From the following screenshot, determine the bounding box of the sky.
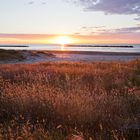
[0,0,140,44]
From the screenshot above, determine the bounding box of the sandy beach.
[0,49,140,64]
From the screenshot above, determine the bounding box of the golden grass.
[0,60,140,139]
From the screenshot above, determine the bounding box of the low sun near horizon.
[0,0,140,44]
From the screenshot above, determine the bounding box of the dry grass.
[0,60,140,139]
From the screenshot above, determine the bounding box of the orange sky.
[0,0,140,45]
[0,34,139,45]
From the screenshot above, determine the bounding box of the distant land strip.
[0,45,28,47]
[66,45,134,48]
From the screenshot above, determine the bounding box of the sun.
[54,36,74,45]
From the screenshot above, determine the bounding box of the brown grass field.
[0,60,140,140]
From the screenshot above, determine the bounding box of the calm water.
[0,44,140,53]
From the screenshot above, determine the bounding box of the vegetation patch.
[0,60,140,139]
[0,49,25,61]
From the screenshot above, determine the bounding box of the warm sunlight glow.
[54,36,74,45]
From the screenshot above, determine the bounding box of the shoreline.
[44,50,140,56]
[2,49,140,56]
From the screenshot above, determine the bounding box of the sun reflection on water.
[61,44,65,51]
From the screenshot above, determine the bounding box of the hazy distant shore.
[0,45,134,48]
[0,45,28,47]
[66,45,134,48]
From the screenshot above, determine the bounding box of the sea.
[0,44,140,53]
[1,44,140,63]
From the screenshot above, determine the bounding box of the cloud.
[101,26,140,35]
[69,0,140,19]
[28,1,35,5]
[41,2,46,5]
[134,17,140,20]
[115,26,140,33]
[81,26,105,29]
[74,32,81,35]
[27,0,47,5]
[78,25,140,36]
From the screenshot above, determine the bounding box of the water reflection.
[0,44,140,53]
[61,45,65,51]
